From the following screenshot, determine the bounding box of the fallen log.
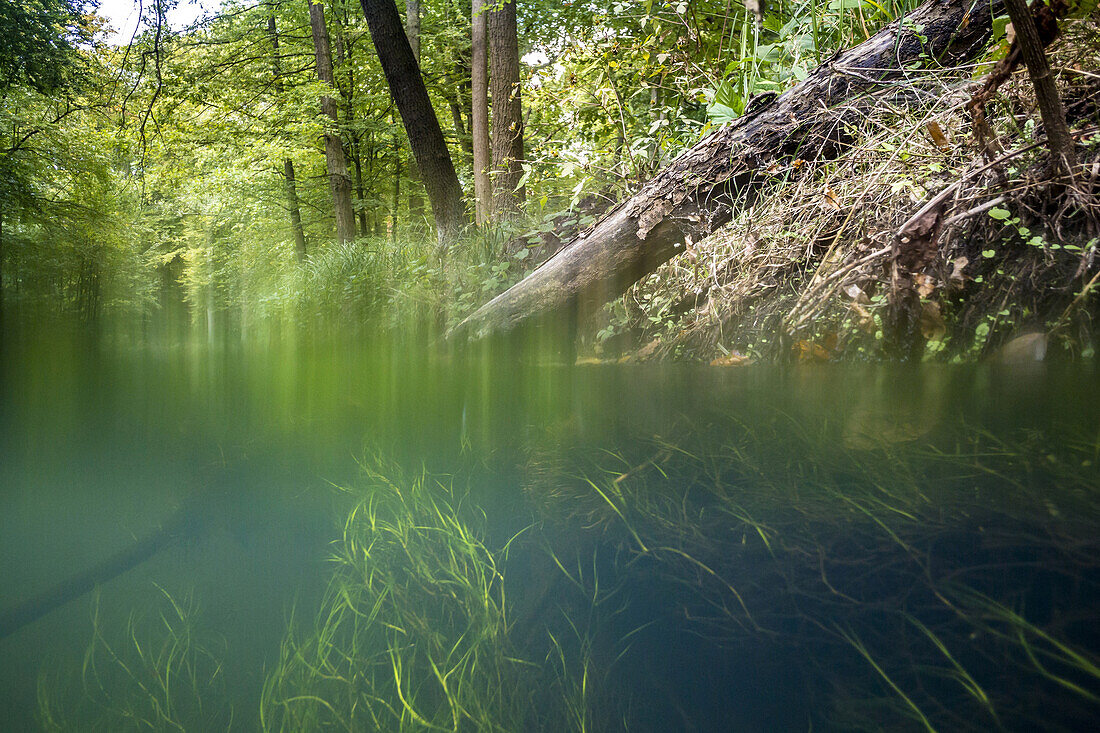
[450,0,1007,342]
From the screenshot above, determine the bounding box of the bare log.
[451,0,1006,342]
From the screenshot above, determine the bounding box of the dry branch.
[451,0,1008,342]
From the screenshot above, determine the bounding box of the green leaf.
[988,207,1010,220]
[707,102,740,125]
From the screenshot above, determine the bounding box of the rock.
[992,332,1047,364]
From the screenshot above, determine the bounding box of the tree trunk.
[451,0,1008,342]
[284,159,308,260]
[1003,0,1076,173]
[350,135,369,237]
[488,0,524,219]
[331,19,370,238]
[447,89,472,154]
[472,0,492,226]
[392,119,402,242]
[359,0,466,245]
[404,0,425,230]
[267,11,309,259]
[308,0,357,245]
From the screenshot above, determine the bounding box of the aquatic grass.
[947,586,1100,705]
[835,624,938,733]
[37,587,232,732]
[904,615,1000,725]
[260,458,599,732]
[518,411,1100,728]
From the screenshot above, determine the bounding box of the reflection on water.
[1,333,1097,730]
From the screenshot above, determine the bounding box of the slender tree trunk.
[404,0,425,229]
[283,160,308,260]
[472,0,492,226]
[308,0,357,245]
[647,82,666,175]
[267,11,309,259]
[359,0,466,245]
[1003,0,1076,173]
[488,0,524,219]
[447,88,473,157]
[368,135,384,237]
[392,121,402,242]
[332,19,370,237]
[351,136,369,236]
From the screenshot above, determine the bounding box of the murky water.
[1,332,1097,730]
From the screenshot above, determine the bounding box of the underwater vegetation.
[39,415,1100,731]
[260,459,597,732]
[38,588,233,731]
[517,414,1100,730]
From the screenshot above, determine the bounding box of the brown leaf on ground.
[926,120,950,152]
[794,340,831,362]
[949,256,969,285]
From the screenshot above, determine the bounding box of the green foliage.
[0,0,93,93]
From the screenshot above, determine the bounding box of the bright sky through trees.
[97,0,222,45]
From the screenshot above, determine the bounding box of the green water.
[1,332,1098,730]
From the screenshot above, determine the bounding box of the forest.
[3,1,1100,731]
[1,0,1095,360]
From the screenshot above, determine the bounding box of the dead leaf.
[794,340,831,362]
[824,187,841,210]
[915,273,937,298]
[926,121,950,152]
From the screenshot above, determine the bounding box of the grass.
[259,458,598,732]
[37,587,232,732]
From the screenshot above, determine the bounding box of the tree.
[1002,0,1076,174]
[358,0,466,245]
[1,0,95,335]
[488,0,524,219]
[471,0,492,226]
[308,0,357,245]
[0,0,91,93]
[267,10,309,260]
[404,0,425,229]
[330,8,371,238]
